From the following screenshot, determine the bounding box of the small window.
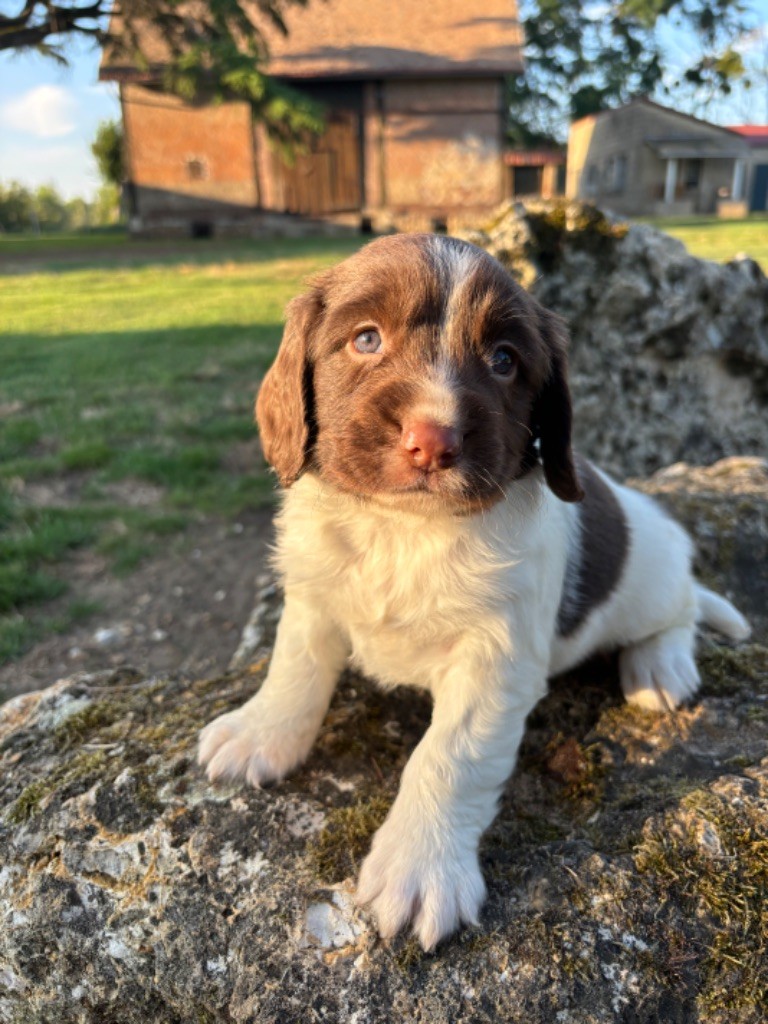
[584,164,599,194]
[605,154,627,194]
[186,158,207,181]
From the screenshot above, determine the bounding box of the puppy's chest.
[282,508,513,687]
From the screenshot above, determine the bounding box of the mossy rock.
[1,610,767,1024]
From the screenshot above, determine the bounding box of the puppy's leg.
[198,593,348,787]
[356,656,547,951]
[619,622,700,712]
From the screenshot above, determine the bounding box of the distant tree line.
[0,120,124,235]
[0,182,120,234]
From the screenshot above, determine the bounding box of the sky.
[0,36,119,200]
[0,3,767,201]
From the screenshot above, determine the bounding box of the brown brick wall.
[122,78,507,232]
[122,84,258,213]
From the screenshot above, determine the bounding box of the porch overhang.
[645,138,748,161]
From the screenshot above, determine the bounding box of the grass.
[0,234,365,664]
[640,214,768,268]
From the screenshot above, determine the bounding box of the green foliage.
[91,120,124,186]
[0,181,119,233]
[509,0,750,145]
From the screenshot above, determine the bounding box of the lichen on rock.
[1,460,766,1022]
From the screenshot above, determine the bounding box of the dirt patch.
[99,479,167,507]
[0,508,275,702]
[9,475,89,509]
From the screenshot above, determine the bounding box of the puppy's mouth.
[377,461,505,510]
[400,469,457,492]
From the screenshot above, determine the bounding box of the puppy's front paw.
[198,707,307,787]
[356,813,486,951]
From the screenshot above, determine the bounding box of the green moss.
[391,936,427,973]
[525,201,629,270]
[635,787,768,1016]
[307,795,391,883]
[698,643,768,697]
[7,779,50,824]
[7,750,107,823]
[54,701,119,749]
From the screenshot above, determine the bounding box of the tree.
[33,184,68,229]
[91,119,123,186]
[508,0,752,146]
[0,1,324,146]
[0,181,35,232]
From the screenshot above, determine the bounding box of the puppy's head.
[256,234,583,511]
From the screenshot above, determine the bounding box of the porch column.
[664,158,678,204]
[732,159,746,201]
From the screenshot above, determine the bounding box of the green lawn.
[0,235,364,662]
[640,215,768,269]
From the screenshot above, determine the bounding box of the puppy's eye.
[490,344,517,377]
[352,329,382,355]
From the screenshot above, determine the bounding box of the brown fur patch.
[557,456,630,636]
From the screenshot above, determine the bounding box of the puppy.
[198,233,750,950]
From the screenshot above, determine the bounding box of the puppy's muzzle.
[401,420,462,472]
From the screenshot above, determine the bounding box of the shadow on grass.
[0,233,365,275]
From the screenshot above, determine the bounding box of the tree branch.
[0,1,106,51]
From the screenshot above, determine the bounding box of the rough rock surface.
[1,458,767,1023]
[465,202,768,478]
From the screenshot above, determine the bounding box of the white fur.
[199,465,749,949]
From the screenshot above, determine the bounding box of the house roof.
[728,125,768,147]
[570,96,742,140]
[100,0,523,82]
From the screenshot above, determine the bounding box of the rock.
[465,201,768,478]
[1,461,767,1023]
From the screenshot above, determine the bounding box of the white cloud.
[0,84,78,138]
[0,142,97,200]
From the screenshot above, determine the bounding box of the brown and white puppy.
[199,234,750,950]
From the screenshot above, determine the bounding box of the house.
[727,126,768,213]
[99,0,524,236]
[566,97,766,217]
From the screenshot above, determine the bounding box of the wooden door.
[273,110,362,216]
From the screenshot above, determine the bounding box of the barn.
[99,0,524,236]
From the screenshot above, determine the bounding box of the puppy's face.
[257,234,583,512]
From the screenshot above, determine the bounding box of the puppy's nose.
[401,420,462,471]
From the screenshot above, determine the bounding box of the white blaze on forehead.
[428,234,481,284]
[427,235,485,332]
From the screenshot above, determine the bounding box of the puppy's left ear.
[533,309,584,503]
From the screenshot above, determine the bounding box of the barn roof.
[100,0,523,82]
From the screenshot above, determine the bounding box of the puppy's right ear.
[256,286,325,487]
